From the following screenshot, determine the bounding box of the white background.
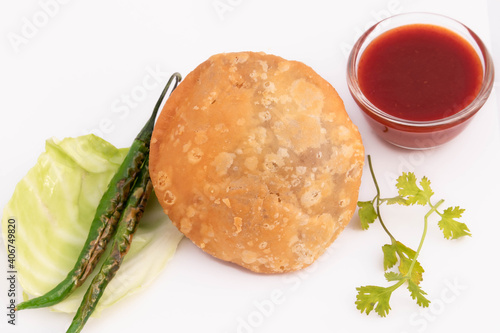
[1,0,499,332]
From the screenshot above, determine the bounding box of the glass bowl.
[346,12,494,149]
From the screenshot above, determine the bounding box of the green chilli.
[66,156,153,333]
[16,73,182,311]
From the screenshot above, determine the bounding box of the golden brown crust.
[150,52,364,273]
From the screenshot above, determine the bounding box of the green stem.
[428,200,445,217]
[137,72,181,142]
[390,277,408,291]
[407,199,444,276]
[367,155,396,241]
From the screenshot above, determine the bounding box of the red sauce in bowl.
[358,24,483,122]
[347,13,494,150]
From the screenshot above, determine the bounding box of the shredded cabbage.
[1,134,183,314]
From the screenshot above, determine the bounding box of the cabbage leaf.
[1,134,183,314]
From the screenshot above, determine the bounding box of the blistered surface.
[150,52,364,273]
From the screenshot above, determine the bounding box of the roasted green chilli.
[67,156,153,333]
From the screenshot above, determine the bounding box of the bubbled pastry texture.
[150,52,364,273]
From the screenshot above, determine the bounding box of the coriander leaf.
[383,241,424,285]
[396,172,420,201]
[438,206,471,239]
[396,172,431,206]
[355,285,393,317]
[384,271,404,282]
[419,176,434,201]
[382,243,398,271]
[355,156,470,318]
[407,280,430,308]
[394,241,424,285]
[357,201,378,230]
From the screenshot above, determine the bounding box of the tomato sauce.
[358,24,483,122]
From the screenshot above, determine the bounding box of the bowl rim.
[346,11,495,128]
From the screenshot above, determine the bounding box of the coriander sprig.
[355,155,471,317]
